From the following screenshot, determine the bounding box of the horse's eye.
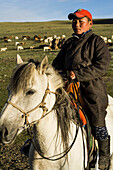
[26,89,35,95]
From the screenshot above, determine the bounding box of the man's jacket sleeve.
[75,37,111,82]
[52,44,66,71]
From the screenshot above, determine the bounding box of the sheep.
[39,38,44,43]
[43,46,52,51]
[108,39,112,43]
[15,42,26,46]
[15,42,20,46]
[62,35,66,39]
[54,35,57,38]
[22,36,30,40]
[4,39,12,42]
[30,46,35,49]
[9,36,13,39]
[34,35,42,41]
[44,39,48,43]
[34,37,38,41]
[47,37,53,42]
[100,36,107,43]
[1,47,7,51]
[17,46,24,51]
[15,36,19,40]
[51,38,60,50]
[20,42,26,45]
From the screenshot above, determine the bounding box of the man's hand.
[70,71,76,79]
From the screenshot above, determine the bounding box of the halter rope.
[7,85,81,162]
[7,85,56,126]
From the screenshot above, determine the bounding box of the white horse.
[0,55,113,170]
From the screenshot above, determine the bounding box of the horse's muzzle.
[0,125,17,144]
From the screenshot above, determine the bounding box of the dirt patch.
[104,76,113,82]
[0,141,30,170]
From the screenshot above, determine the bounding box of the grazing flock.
[0,34,66,52]
[1,34,113,52]
[100,35,113,46]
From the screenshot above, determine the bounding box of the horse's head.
[0,55,63,144]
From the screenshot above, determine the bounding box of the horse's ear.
[39,56,48,74]
[16,54,23,64]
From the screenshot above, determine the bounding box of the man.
[52,9,111,170]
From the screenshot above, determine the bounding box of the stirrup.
[21,139,31,156]
[89,139,98,168]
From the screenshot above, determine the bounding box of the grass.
[0,20,113,165]
[0,20,113,112]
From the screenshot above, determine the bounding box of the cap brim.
[68,13,83,20]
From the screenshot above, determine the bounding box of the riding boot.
[98,136,110,170]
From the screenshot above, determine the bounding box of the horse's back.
[106,94,113,154]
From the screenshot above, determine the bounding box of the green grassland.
[0,20,113,169]
[0,20,113,111]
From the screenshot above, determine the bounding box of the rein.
[28,124,79,161]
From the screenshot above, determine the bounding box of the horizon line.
[0,18,113,23]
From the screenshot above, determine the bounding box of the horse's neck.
[33,86,58,149]
[33,110,58,153]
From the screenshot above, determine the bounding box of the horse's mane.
[54,88,79,152]
[45,63,79,152]
[8,59,79,153]
[8,60,40,93]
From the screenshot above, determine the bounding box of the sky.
[0,0,113,22]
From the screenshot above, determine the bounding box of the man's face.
[72,17,93,34]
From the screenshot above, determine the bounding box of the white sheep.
[17,46,24,51]
[1,47,7,51]
[108,39,112,43]
[15,36,19,40]
[43,46,52,51]
[15,42,20,46]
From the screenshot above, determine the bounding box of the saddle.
[66,81,87,126]
[66,81,98,168]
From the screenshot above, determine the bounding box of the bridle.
[7,85,56,127]
[7,85,80,162]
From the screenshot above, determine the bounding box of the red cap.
[68,9,92,21]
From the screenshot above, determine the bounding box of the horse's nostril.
[3,127,8,138]
[0,131,2,141]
